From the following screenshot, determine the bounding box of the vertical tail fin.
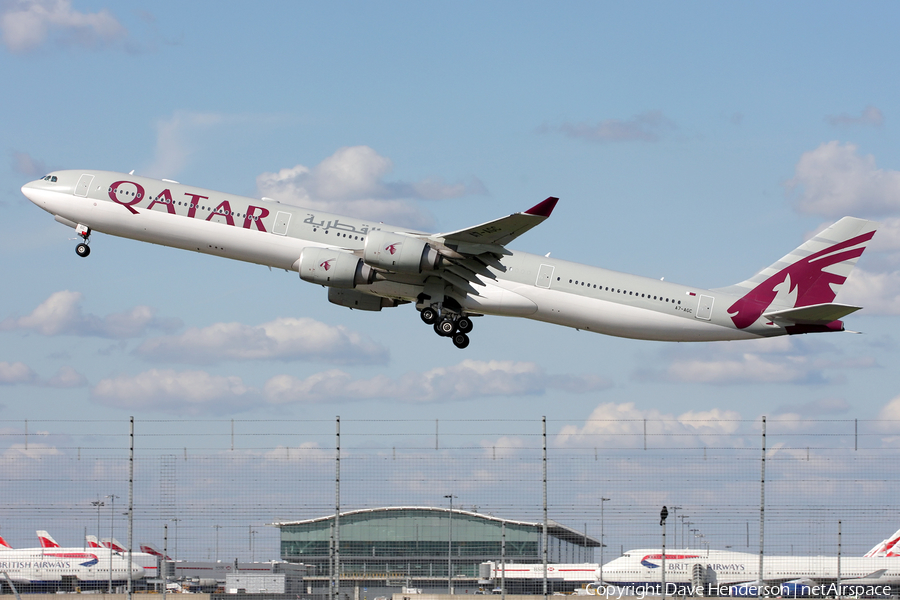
[0,535,12,550]
[86,535,102,548]
[864,527,900,557]
[102,537,126,552]
[714,217,878,329]
[37,530,60,548]
[140,543,171,559]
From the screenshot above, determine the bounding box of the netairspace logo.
[582,583,893,599]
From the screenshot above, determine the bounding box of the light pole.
[669,507,682,548]
[249,527,258,562]
[214,525,222,562]
[678,516,689,549]
[660,507,668,600]
[170,518,180,564]
[106,494,119,593]
[600,498,610,586]
[91,499,104,542]
[444,494,456,594]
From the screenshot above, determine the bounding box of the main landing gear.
[419,305,474,349]
[74,224,91,258]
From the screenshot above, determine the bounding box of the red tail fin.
[37,530,60,548]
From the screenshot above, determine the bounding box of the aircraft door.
[695,295,714,320]
[75,174,94,197]
[273,211,291,236]
[536,264,554,288]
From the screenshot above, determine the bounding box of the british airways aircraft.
[0,534,142,590]
[22,170,878,349]
[600,546,900,596]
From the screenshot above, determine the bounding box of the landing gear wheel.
[436,318,456,337]
[420,306,438,325]
[456,317,473,334]
[75,243,91,257]
[452,333,470,349]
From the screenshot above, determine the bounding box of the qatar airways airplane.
[22,170,878,349]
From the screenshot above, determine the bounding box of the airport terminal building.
[274,507,600,592]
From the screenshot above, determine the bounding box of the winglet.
[524,197,559,217]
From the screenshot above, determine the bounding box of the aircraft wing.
[844,568,887,581]
[763,303,862,325]
[431,197,558,253]
[411,197,558,298]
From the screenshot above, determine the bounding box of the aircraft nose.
[21,179,42,204]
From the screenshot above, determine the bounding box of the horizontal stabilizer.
[763,303,862,325]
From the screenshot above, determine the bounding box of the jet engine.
[298,247,375,289]
[363,230,442,273]
[328,288,400,311]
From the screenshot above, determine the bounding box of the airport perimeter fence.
[1,416,899,588]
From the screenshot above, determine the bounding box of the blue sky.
[2,2,900,434]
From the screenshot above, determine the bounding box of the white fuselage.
[0,547,143,584]
[22,170,791,342]
[601,548,900,588]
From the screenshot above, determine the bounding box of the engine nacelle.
[298,247,374,289]
[328,288,396,311]
[363,230,442,273]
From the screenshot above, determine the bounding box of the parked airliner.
[601,545,900,595]
[0,539,142,589]
[22,171,878,348]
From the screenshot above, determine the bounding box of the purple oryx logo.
[726,231,875,329]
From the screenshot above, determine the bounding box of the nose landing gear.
[74,224,92,257]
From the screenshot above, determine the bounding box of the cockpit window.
[41,175,58,182]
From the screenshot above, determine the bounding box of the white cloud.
[556,402,742,448]
[0,290,181,338]
[787,141,900,217]
[90,361,603,414]
[838,268,900,315]
[144,111,226,179]
[661,353,817,384]
[92,369,257,415]
[825,105,885,128]
[256,146,485,229]
[0,361,38,384]
[556,110,675,143]
[878,396,900,420]
[11,151,49,177]
[2,443,62,459]
[46,365,87,388]
[262,442,331,462]
[634,335,876,385]
[774,397,851,418]
[0,0,126,53]
[264,359,609,404]
[875,396,900,438]
[868,217,900,252]
[134,317,388,366]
